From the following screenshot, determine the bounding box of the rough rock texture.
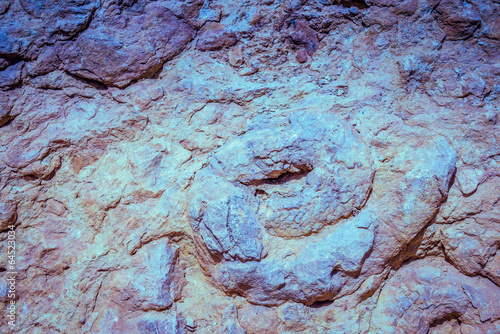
[0,0,499,333]
[61,2,196,87]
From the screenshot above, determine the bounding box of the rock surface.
[0,0,499,333]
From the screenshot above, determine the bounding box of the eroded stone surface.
[0,0,499,333]
[370,257,500,333]
[190,111,374,239]
[188,112,457,306]
[61,2,196,87]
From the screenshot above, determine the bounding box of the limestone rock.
[238,305,280,334]
[0,61,23,90]
[0,0,499,333]
[0,0,96,59]
[287,19,320,55]
[0,201,16,231]
[433,0,482,40]
[456,166,483,195]
[196,22,238,51]
[198,111,374,237]
[61,2,195,87]
[138,314,187,334]
[114,241,184,312]
[370,257,500,333]
[189,111,457,306]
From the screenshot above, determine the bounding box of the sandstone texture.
[0,0,499,333]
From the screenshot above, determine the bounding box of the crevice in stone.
[1,79,24,91]
[0,116,15,128]
[64,71,108,90]
[22,174,39,182]
[339,0,369,9]
[428,312,462,329]
[310,299,334,308]
[42,167,59,181]
[388,210,441,271]
[245,168,312,188]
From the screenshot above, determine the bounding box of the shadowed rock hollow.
[0,0,499,333]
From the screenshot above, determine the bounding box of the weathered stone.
[200,111,374,238]
[0,61,23,90]
[238,305,280,334]
[189,111,457,306]
[138,313,186,334]
[0,1,10,15]
[433,0,482,40]
[196,22,238,51]
[0,0,96,59]
[216,304,246,334]
[217,217,375,305]
[61,3,195,87]
[370,258,500,333]
[122,241,184,311]
[362,6,398,28]
[0,201,16,231]
[228,45,245,67]
[189,173,264,262]
[0,0,499,333]
[456,166,483,195]
[296,48,308,63]
[288,19,320,55]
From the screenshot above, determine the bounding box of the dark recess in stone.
[246,169,312,187]
[0,116,14,128]
[340,0,368,9]
[310,299,334,308]
[65,71,108,91]
[429,313,462,328]
[261,170,310,186]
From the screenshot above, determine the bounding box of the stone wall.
[0,0,499,333]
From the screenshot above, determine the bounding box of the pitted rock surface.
[189,112,457,305]
[190,110,374,242]
[61,2,196,87]
[1,0,500,332]
[370,257,500,333]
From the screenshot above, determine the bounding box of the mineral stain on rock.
[0,0,499,333]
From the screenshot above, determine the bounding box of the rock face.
[0,0,499,333]
[61,2,196,87]
[371,257,500,333]
[199,131,457,306]
[189,111,374,240]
